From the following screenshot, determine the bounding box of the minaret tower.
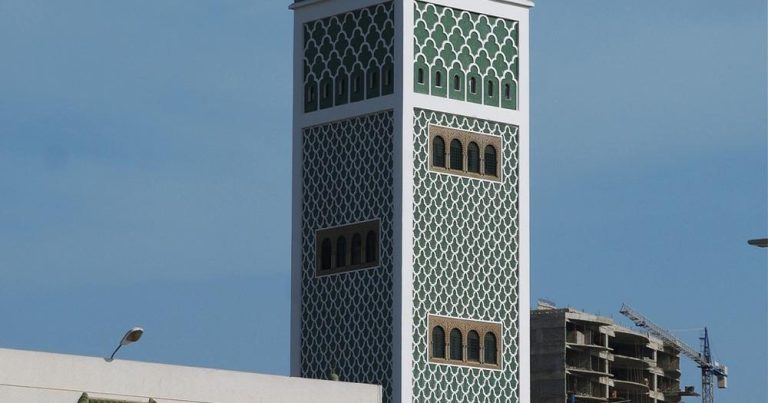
[290,1,532,402]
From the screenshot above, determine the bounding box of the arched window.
[435,71,442,87]
[365,230,377,263]
[370,70,378,89]
[450,328,463,360]
[338,78,346,96]
[454,75,460,90]
[467,142,480,173]
[353,76,361,94]
[504,83,511,100]
[469,77,477,94]
[432,136,445,168]
[383,67,391,87]
[351,233,362,265]
[307,84,315,103]
[467,330,480,362]
[417,68,424,84]
[321,239,332,271]
[484,145,497,177]
[450,139,463,170]
[432,326,446,359]
[484,332,498,364]
[336,236,347,268]
[487,80,494,96]
[323,82,330,99]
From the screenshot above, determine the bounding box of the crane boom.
[619,304,704,365]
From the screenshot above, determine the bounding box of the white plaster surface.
[0,348,381,403]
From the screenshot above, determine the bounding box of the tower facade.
[290,1,532,402]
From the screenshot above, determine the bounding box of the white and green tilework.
[412,109,520,402]
[303,2,394,113]
[414,2,519,109]
[300,111,394,401]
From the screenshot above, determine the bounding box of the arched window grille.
[338,78,346,96]
[484,332,498,364]
[467,330,480,362]
[487,80,494,96]
[504,83,511,100]
[435,71,442,87]
[336,236,347,268]
[350,233,362,265]
[469,77,477,94]
[417,68,424,84]
[454,75,460,90]
[450,328,463,360]
[467,142,480,173]
[370,70,378,89]
[322,82,330,99]
[321,239,332,271]
[484,145,497,177]
[450,139,463,170]
[432,326,446,359]
[432,136,445,168]
[365,230,377,263]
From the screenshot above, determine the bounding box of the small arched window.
[432,326,446,359]
[370,70,378,89]
[453,75,460,90]
[467,330,480,362]
[350,233,362,265]
[484,145,497,177]
[432,136,445,168]
[487,80,494,96]
[469,77,477,94]
[450,328,463,360]
[484,332,498,365]
[338,78,346,96]
[435,71,442,87]
[336,236,347,268]
[321,239,332,271]
[365,230,377,263]
[504,83,511,100]
[307,84,315,103]
[383,67,391,87]
[353,76,361,94]
[323,82,330,99]
[467,142,480,173]
[417,68,424,84]
[450,139,463,171]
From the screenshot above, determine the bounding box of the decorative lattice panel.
[412,109,520,402]
[303,2,394,113]
[414,2,519,110]
[301,111,394,401]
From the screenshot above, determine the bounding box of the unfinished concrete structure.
[531,304,689,403]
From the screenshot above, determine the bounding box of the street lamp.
[106,327,144,362]
[747,238,768,248]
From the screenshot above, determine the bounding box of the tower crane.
[619,304,728,403]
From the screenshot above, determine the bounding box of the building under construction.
[531,302,696,403]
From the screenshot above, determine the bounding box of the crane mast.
[619,304,727,403]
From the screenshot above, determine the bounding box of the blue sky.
[0,1,765,401]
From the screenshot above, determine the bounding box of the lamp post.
[747,238,768,248]
[106,327,144,362]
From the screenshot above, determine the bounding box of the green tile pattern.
[412,109,520,402]
[414,2,519,110]
[301,112,394,402]
[303,2,394,113]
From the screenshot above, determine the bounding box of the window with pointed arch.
[428,125,502,182]
[427,315,502,369]
[315,220,380,276]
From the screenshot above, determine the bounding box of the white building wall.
[0,348,381,403]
